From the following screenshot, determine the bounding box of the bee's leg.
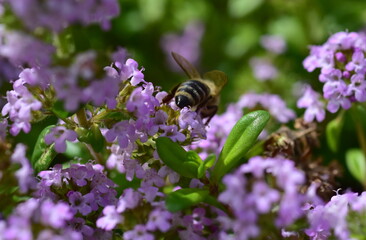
[162,85,179,104]
[203,105,218,125]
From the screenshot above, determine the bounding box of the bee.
[163,52,228,124]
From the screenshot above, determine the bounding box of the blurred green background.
[88,0,366,111]
[2,0,366,191]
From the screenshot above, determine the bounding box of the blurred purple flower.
[0,26,55,67]
[260,35,287,54]
[237,93,296,123]
[1,198,81,240]
[297,85,325,122]
[2,81,42,135]
[161,21,205,72]
[160,124,186,142]
[8,0,119,32]
[250,57,278,81]
[123,224,154,240]
[182,208,213,232]
[44,126,78,153]
[218,156,313,238]
[146,208,172,232]
[96,205,123,230]
[10,144,37,193]
[117,188,142,212]
[40,200,74,228]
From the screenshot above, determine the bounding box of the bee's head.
[175,95,191,108]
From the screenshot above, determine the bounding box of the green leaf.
[346,149,366,186]
[197,154,216,178]
[203,154,216,168]
[228,0,264,18]
[31,125,57,172]
[76,124,105,152]
[326,114,344,152]
[165,188,209,212]
[212,110,270,182]
[156,137,201,178]
[203,195,226,211]
[64,141,92,162]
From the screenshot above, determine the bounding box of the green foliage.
[212,110,270,182]
[326,113,344,152]
[165,188,209,212]
[346,149,366,187]
[31,125,57,173]
[156,137,202,178]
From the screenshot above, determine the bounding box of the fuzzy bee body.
[175,80,210,109]
[164,52,228,124]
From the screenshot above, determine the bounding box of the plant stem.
[76,108,89,128]
[76,108,104,164]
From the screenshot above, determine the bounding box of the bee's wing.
[171,52,201,79]
[203,70,228,92]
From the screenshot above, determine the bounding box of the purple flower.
[306,193,353,240]
[68,163,95,187]
[219,156,310,238]
[117,188,142,212]
[250,181,280,213]
[160,125,186,142]
[44,126,78,153]
[18,67,51,89]
[8,0,119,32]
[260,35,287,54]
[0,27,55,67]
[161,21,204,72]
[303,31,366,115]
[250,57,278,81]
[297,85,326,122]
[10,144,37,193]
[182,208,212,232]
[126,83,159,117]
[1,198,81,240]
[67,191,94,216]
[345,48,366,74]
[40,200,73,228]
[146,208,172,232]
[2,81,42,135]
[237,93,296,123]
[347,73,366,102]
[123,225,154,240]
[96,205,123,230]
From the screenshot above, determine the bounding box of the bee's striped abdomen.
[175,80,210,108]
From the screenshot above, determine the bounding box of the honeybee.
[163,52,228,124]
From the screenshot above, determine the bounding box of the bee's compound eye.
[175,95,191,108]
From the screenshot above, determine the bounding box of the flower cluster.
[0,25,55,67]
[302,31,366,116]
[218,156,319,239]
[6,0,120,32]
[0,198,82,240]
[305,191,366,240]
[36,163,118,238]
